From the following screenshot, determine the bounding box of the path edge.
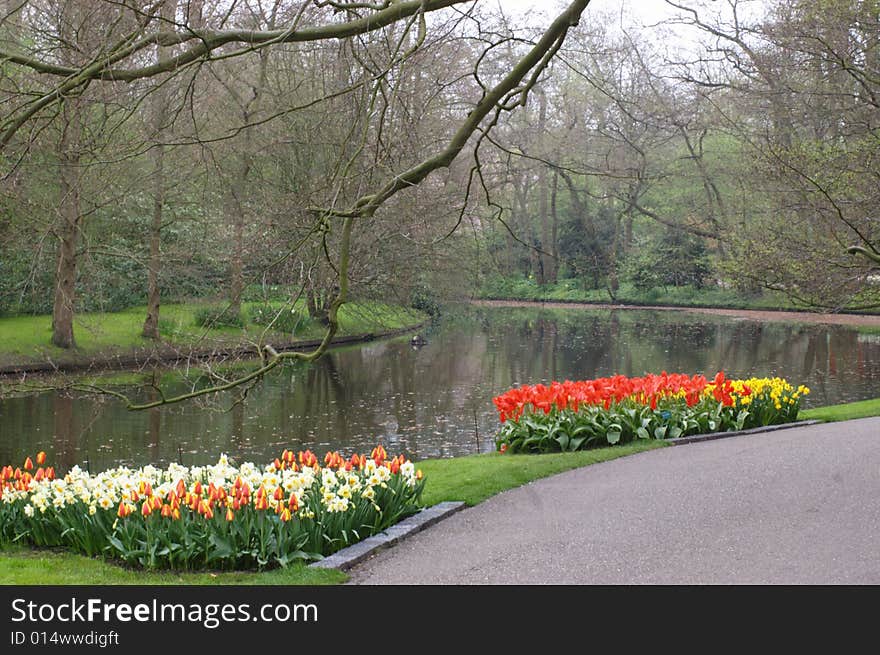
[668,419,821,445]
[309,501,466,571]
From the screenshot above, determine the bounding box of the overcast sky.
[496,0,684,27]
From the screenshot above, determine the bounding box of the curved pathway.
[348,418,880,584]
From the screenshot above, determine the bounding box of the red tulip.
[36,452,46,466]
[23,457,33,471]
[141,502,153,517]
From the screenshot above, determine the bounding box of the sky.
[496,0,686,27]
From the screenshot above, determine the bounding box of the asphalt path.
[348,418,880,584]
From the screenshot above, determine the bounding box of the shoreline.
[472,298,880,328]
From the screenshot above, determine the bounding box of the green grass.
[0,301,426,367]
[800,398,880,423]
[0,545,345,585]
[416,441,668,507]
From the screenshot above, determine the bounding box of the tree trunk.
[142,144,164,338]
[142,0,174,339]
[52,103,80,349]
[536,90,553,285]
[549,168,559,282]
[222,154,250,317]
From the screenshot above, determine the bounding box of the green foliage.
[622,229,713,292]
[193,305,246,329]
[476,274,806,311]
[410,284,442,317]
[249,303,309,335]
[495,391,804,455]
[242,284,293,303]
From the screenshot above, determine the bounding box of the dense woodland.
[1,0,879,351]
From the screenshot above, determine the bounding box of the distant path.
[473,298,880,328]
[348,418,880,584]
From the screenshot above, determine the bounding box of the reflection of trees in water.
[52,395,76,471]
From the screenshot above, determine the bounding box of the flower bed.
[493,372,809,454]
[0,446,424,571]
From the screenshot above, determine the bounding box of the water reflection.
[2,307,879,470]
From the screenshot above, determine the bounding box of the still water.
[2,306,879,471]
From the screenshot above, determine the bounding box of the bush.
[193,305,246,329]
[411,284,442,317]
[249,303,308,335]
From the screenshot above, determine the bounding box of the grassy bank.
[478,276,880,315]
[0,301,426,368]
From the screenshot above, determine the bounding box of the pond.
[2,305,879,471]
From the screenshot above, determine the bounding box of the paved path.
[348,418,880,584]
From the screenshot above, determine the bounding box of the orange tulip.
[280,508,292,522]
[117,501,133,518]
[175,479,186,498]
[288,495,299,511]
[34,468,44,482]
[36,452,46,466]
[45,467,55,480]
[161,504,173,518]
[225,508,234,522]
[13,467,21,480]
[172,508,181,520]
[193,481,202,496]
[273,486,283,501]
[23,457,33,471]
[371,446,387,465]
[273,458,282,471]
[416,470,423,480]
[254,495,269,511]
[141,502,153,517]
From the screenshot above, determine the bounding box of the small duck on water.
[411,334,427,348]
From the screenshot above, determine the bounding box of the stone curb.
[309,501,466,571]
[668,419,822,446]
